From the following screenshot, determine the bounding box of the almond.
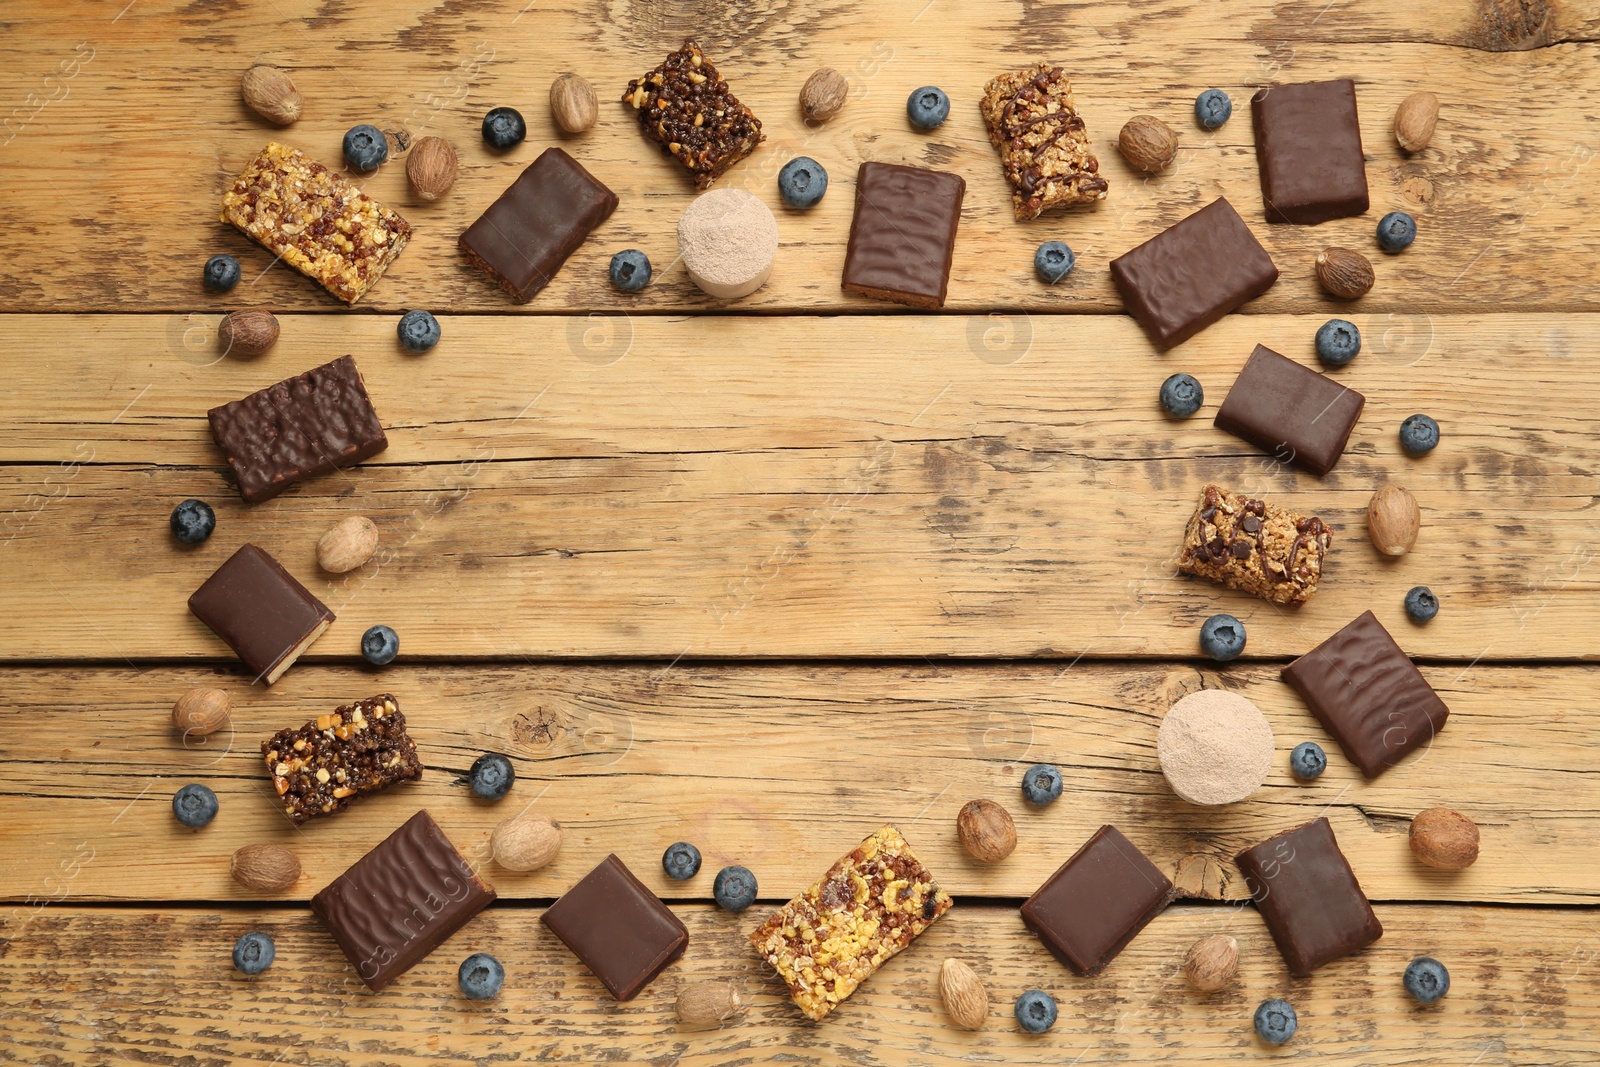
[1182,934,1239,991]
[800,67,848,123]
[1410,807,1479,869]
[240,65,302,126]
[230,843,302,892]
[550,73,598,134]
[316,515,379,573]
[1315,246,1375,299]
[218,309,279,358]
[405,135,457,201]
[1394,91,1440,153]
[172,687,231,737]
[490,810,562,871]
[1368,484,1421,556]
[956,798,1017,863]
[1118,115,1179,172]
[938,957,988,1028]
[675,980,746,1030]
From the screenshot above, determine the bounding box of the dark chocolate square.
[187,543,333,684]
[841,162,965,310]
[1020,825,1174,976]
[1281,610,1450,777]
[1235,818,1383,975]
[1214,344,1365,476]
[1251,79,1369,225]
[541,854,688,1000]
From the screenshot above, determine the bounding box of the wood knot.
[1172,853,1231,900]
[1400,176,1435,205]
[510,706,561,748]
[1469,0,1554,51]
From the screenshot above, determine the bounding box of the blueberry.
[609,249,653,292]
[1399,413,1440,455]
[170,499,216,545]
[458,952,505,1000]
[906,86,950,129]
[1253,998,1298,1045]
[1315,318,1362,366]
[1014,989,1058,1034]
[361,624,399,666]
[1194,89,1233,130]
[713,865,758,911]
[203,254,242,292]
[778,156,829,209]
[1403,956,1450,1005]
[1020,763,1063,806]
[466,752,515,799]
[1199,613,1246,662]
[1033,240,1076,284]
[397,310,441,353]
[1405,585,1439,623]
[232,931,275,975]
[342,124,388,172]
[662,841,702,880]
[1159,373,1204,418]
[1377,211,1417,253]
[482,107,526,150]
[1290,741,1327,780]
[173,783,218,829]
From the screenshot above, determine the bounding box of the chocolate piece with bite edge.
[622,39,764,190]
[1281,610,1450,777]
[261,694,422,824]
[1251,79,1369,225]
[842,162,965,309]
[312,810,496,991]
[1235,817,1382,975]
[188,544,333,685]
[1110,198,1278,349]
[1177,484,1332,605]
[978,63,1108,220]
[541,854,688,1001]
[208,355,388,505]
[1215,344,1365,476]
[1021,824,1176,976]
[459,147,619,303]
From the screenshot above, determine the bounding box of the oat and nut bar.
[261,694,422,824]
[750,825,952,1021]
[622,39,763,190]
[979,63,1108,221]
[1177,484,1332,605]
[220,141,411,303]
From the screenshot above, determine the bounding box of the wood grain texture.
[0,1,1597,313]
[1,904,1596,1065]
[1,663,1594,904]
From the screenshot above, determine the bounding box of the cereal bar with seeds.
[979,63,1108,221]
[220,142,411,304]
[261,694,422,824]
[1177,484,1332,605]
[621,39,763,190]
[750,825,952,1021]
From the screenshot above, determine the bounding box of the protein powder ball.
[1157,689,1275,805]
[677,188,780,300]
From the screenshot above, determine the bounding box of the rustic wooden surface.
[2,0,1597,1061]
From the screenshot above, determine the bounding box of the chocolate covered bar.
[751,825,951,1020]
[1177,484,1332,605]
[188,544,332,684]
[841,162,965,309]
[541,854,688,1001]
[622,39,763,190]
[261,694,422,824]
[1021,824,1175,976]
[208,355,388,504]
[1215,345,1365,477]
[979,63,1108,220]
[220,142,411,303]
[1251,79,1369,225]
[1235,818,1382,975]
[312,810,496,991]
[458,147,618,303]
[1110,198,1278,349]
[1282,611,1450,777]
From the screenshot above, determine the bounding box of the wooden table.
[2,1,1597,1063]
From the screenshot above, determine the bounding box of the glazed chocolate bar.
[1177,484,1332,605]
[1251,79,1369,225]
[841,162,965,309]
[979,63,1108,220]
[1214,344,1365,477]
[541,854,689,1001]
[1235,818,1382,975]
[1021,825,1175,976]
[208,355,388,504]
[188,543,332,684]
[220,142,411,303]
[261,694,422,823]
[751,825,952,1021]
[622,39,763,189]
[312,810,496,991]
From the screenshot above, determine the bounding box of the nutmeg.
[956,798,1017,863]
[1368,484,1421,556]
[1316,247,1375,300]
[550,73,598,134]
[799,67,848,123]
[218,309,279,357]
[938,957,989,1029]
[1182,933,1239,991]
[1410,807,1480,869]
[172,687,231,737]
[240,65,301,126]
[405,135,457,201]
[230,843,302,892]
[1394,91,1440,153]
[490,810,562,871]
[675,980,746,1029]
[316,515,379,573]
[1118,115,1179,172]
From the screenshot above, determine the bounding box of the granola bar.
[750,825,952,1021]
[621,39,763,190]
[261,694,422,824]
[979,64,1108,221]
[220,142,411,303]
[1177,484,1332,605]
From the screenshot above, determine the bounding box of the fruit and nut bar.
[220,141,411,303]
[979,63,1108,221]
[622,39,763,190]
[1177,484,1332,605]
[261,694,422,824]
[750,825,952,1021]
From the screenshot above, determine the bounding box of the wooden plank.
[0,904,1594,1065]
[1,313,1594,660]
[0,1,1597,313]
[1,663,1593,905]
